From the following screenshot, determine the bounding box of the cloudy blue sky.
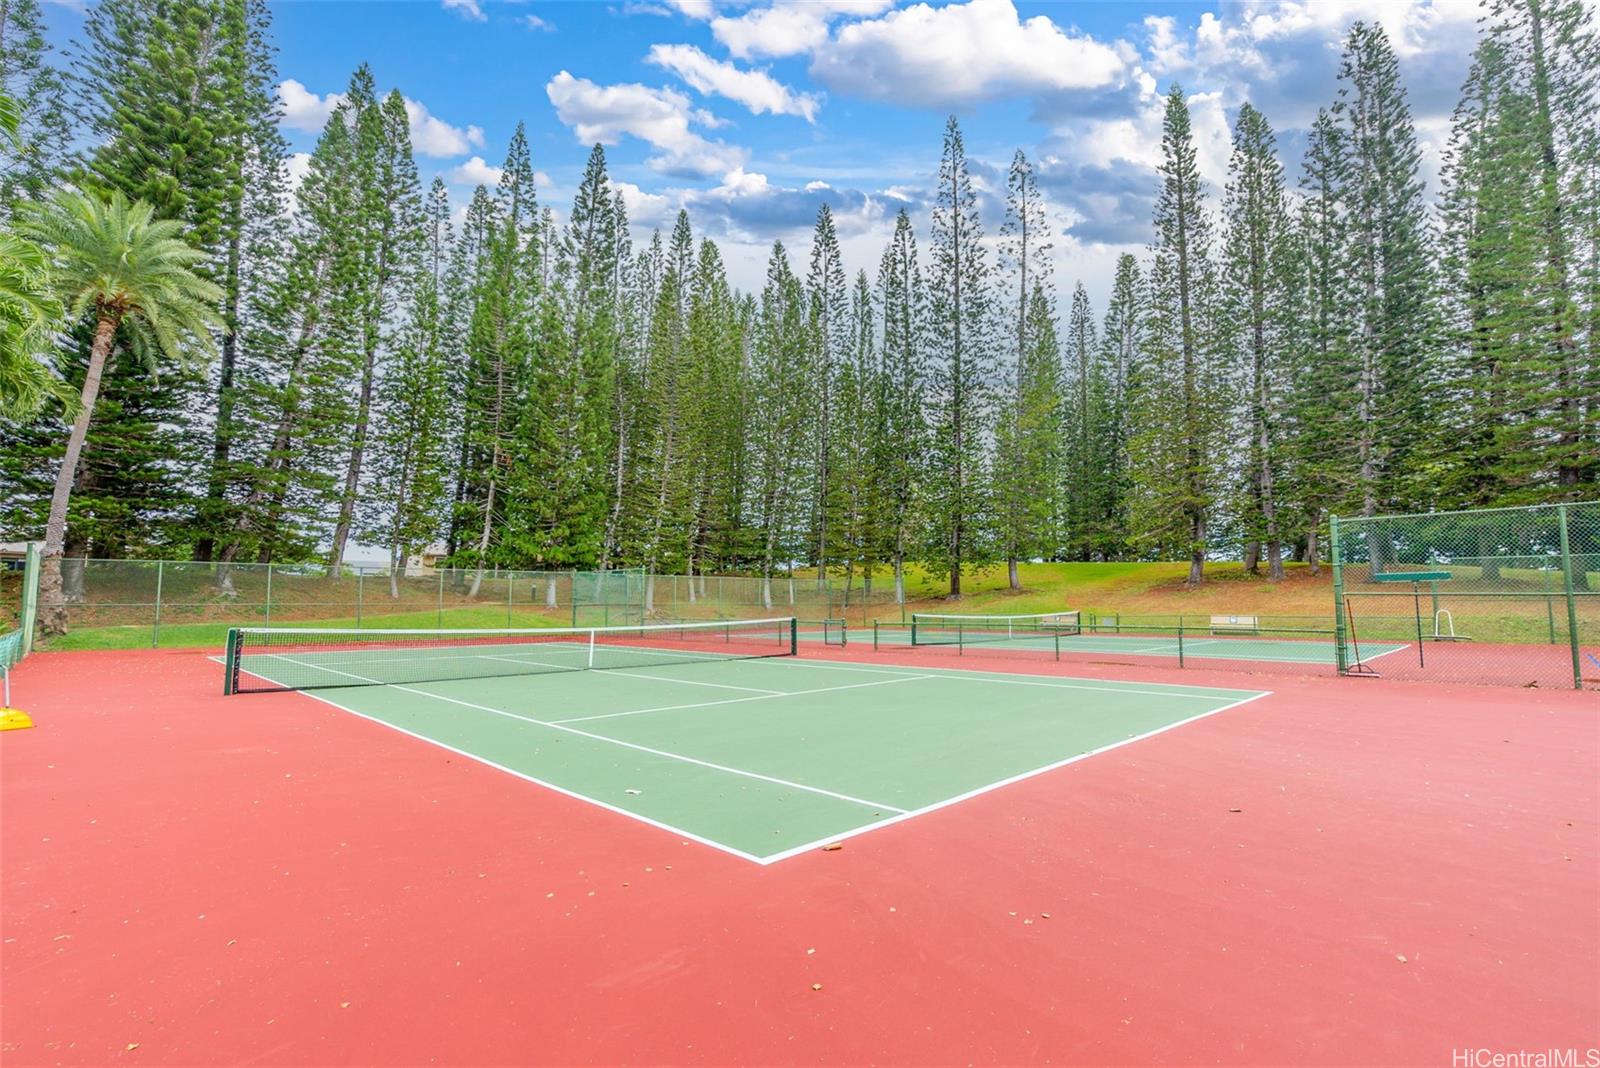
[53,0,1501,303]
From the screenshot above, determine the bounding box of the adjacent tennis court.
[224,619,1267,862]
[859,612,1410,665]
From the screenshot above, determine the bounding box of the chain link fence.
[1333,501,1598,690]
[38,559,895,647]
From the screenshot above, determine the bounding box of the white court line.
[237,653,1271,865]
[263,654,908,815]
[550,674,929,724]
[594,669,784,695]
[755,688,1276,864]
[744,655,1262,701]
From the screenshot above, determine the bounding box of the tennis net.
[224,617,799,694]
[910,611,1081,647]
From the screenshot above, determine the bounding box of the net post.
[1330,514,1348,674]
[788,616,798,656]
[873,620,880,651]
[223,628,241,695]
[1557,504,1582,690]
[1053,626,1060,661]
[152,560,163,648]
[587,628,596,668]
[1177,621,1184,668]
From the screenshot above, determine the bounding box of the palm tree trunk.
[39,314,119,635]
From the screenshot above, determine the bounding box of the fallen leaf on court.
[624,789,641,795]
[340,1002,350,1009]
[811,983,822,991]
[125,1043,140,1051]
[1396,954,1408,963]
[1228,807,1242,813]
[1040,913,1051,919]
[821,843,842,851]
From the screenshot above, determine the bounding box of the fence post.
[1557,504,1582,690]
[1330,514,1347,674]
[152,560,164,648]
[356,568,364,629]
[437,569,444,628]
[265,563,273,627]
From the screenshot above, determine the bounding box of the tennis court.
[225,619,1267,862]
[859,613,1410,666]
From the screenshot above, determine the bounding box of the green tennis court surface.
[234,649,1266,863]
[857,626,1410,665]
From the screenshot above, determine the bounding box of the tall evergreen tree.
[1220,102,1295,579]
[326,84,424,572]
[1060,282,1099,558]
[806,203,847,582]
[1096,254,1142,559]
[924,115,995,597]
[995,149,1055,587]
[875,209,927,603]
[367,177,451,595]
[747,241,811,606]
[1128,86,1225,585]
[1486,0,1598,494]
[1332,22,1439,517]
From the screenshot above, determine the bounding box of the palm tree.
[19,190,222,634]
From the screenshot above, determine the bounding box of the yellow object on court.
[0,708,33,731]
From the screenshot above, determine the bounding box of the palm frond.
[19,189,224,374]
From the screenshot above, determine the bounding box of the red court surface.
[2,646,1596,1066]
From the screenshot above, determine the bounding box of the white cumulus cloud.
[446,155,504,187]
[711,0,893,59]
[403,98,486,157]
[442,0,486,21]
[810,0,1128,107]
[647,43,823,122]
[277,79,343,133]
[546,70,746,178]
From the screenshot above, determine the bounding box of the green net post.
[152,560,164,648]
[20,543,39,655]
[788,616,798,656]
[223,628,241,695]
[1558,504,1582,690]
[1330,514,1348,673]
[1053,626,1060,661]
[1177,621,1184,668]
[873,620,880,651]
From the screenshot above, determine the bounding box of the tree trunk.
[1007,557,1020,591]
[467,475,496,598]
[39,314,119,635]
[1188,514,1206,588]
[1305,525,1321,577]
